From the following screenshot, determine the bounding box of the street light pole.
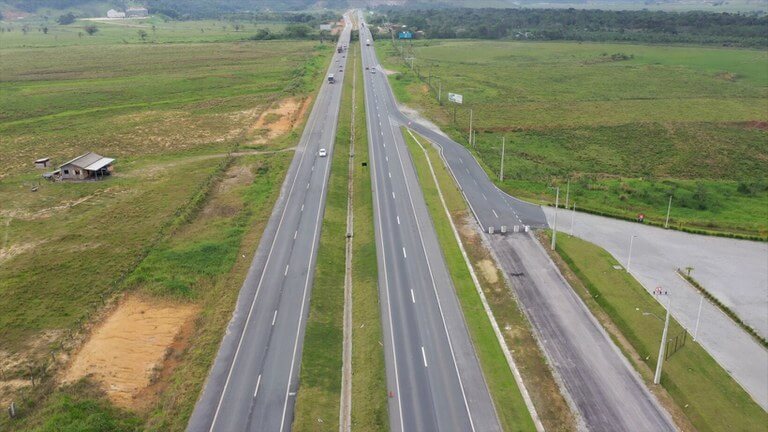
[654,296,672,384]
[627,235,637,272]
[570,202,576,235]
[693,295,704,341]
[438,79,442,103]
[565,180,570,209]
[551,187,560,250]
[499,136,505,181]
[664,195,672,228]
[469,108,473,146]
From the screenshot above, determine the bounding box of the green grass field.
[548,232,768,432]
[377,40,768,237]
[1,19,332,430]
[404,129,537,432]
[0,16,290,48]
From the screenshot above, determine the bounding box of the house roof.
[60,152,115,171]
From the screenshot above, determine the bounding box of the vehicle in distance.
[319,148,327,157]
[337,46,343,53]
[366,39,371,46]
[328,74,335,84]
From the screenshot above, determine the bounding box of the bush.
[57,12,76,25]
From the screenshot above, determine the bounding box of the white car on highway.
[319,148,327,157]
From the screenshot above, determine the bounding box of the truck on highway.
[337,46,343,53]
[365,39,371,46]
[328,74,335,84]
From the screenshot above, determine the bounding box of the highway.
[363,19,676,432]
[186,16,351,432]
[359,15,502,432]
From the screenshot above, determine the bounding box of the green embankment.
[403,129,536,432]
[548,232,768,432]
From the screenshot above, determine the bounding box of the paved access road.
[186,17,352,432]
[545,207,768,409]
[359,15,502,432]
[369,26,675,432]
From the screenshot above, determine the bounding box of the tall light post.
[654,295,672,385]
[499,136,505,181]
[469,108,473,146]
[627,235,638,272]
[565,180,570,210]
[693,295,704,341]
[570,202,576,236]
[664,195,673,228]
[551,186,560,250]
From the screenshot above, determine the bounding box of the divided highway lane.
[360,17,502,432]
[187,17,352,432]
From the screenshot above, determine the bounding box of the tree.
[84,24,98,36]
[42,26,49,34]
[138,29,148,40]
[285,24,311,39]
[57,12,76,25]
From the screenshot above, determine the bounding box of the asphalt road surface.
[365,23,675,432]
[186,17,351,432]
[360,15,502,432]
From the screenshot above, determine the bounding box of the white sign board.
[448,93,463,104]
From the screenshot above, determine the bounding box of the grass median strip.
[403,129,536,432]
[349,42,390,431]
[544,232,768,432]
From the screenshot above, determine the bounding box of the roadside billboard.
[448,93,463,104]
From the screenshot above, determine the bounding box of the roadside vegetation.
[377,40,768,238]
[404,130,537,432]
[542,231,768,432]
[371,8,768,47]
[1,19,331,431]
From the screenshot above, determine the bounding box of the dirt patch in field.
[741,120,768,130]
[62,295,199,411]
[0,240,45,265]
[477,259,499,284]
[250,97,312,144]
[715,71,738,82]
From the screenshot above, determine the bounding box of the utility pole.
[627,235,638,272]
[570,202,576,235]
[664,195,672,228]
[438,80,442,103]
[551,187,560,250]
[693,295,704,341]
[469,108,473,145]
[654,296,672,385]
[499,136,505,181]
[565,180,570,209]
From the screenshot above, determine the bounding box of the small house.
[34,157,51,169]
[107,9,126,18]
[126,7,148,18]
[59,152,115,180]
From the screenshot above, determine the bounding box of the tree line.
[370,7,768,47]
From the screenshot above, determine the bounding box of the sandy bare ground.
[250,97,312,145]
[62,295,199,410]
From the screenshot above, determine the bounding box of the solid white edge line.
[278,21,352,432]
[407,129,544,431]
[389,121,476,432]
[207,32,331,429]
[362,28,405,432]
